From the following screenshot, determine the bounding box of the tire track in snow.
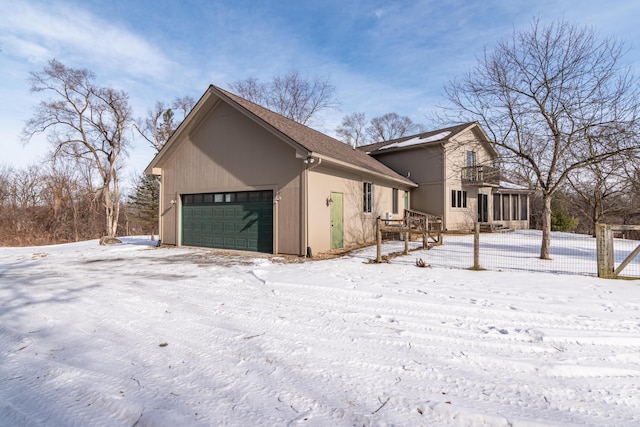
[2,244,639,426]
[245,264,640,426]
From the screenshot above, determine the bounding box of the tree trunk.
[72,198,79,242]
[112,173,120,238]
[540,193,552,260]
[103,170,120,239]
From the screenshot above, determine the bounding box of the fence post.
[376,217,382,263]
[596,223,613,278]
[404,219,410,255]
[473,222,481,270]
[423,216,429,249]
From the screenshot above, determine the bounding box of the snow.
[1,232,639,426]
[377,131,451,150]
[498,180,530,190]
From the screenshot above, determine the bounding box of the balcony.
[462,165,500,186]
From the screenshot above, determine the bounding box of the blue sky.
[2,0,639,185]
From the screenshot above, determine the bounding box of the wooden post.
[473,222,481,270]
[376,217,382,263]
[423,216,429,249]
[404,219,410,255]
[596,223,613,278]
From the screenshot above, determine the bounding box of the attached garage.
[181,190,273,253]
[146,85,416,255]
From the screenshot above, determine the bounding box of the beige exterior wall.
[443,129,498,231]
[369,127,525,232]
[306,164,409,253]
[156,101,303,254]
[371,145,443,216]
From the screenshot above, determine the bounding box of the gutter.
[312,153,417,188]
[303,155,322,258]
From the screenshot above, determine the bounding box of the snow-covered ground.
[1,232,639,426]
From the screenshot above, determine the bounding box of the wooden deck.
[375,209,442,263]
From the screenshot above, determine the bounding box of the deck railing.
[375,209,442,262]
[462,165,500,186]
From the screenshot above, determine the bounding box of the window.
[451,189,467,208]
[404,191,409,210]
[392,188,399,214]
[466,150,477,167]
[363,182,372,213]
[493,194,501,221]
[502,194,510,220]
[511,195,519,220]
[520,194,528,220]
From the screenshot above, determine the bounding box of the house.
[145,85,416,256]
[359,123,531,232]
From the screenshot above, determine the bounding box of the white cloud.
[1,1,177,81]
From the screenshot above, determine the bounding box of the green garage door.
[182,190,273,253]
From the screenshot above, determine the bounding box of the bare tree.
[23,59,132,240]
[136,96,195,152]
[230,71,338,125]
[562,154,639,235]
[229,77,267,105]
[366,112,422,142]
[11,165,43,211]
[0,165,12,208]
[444,18,640,259]
[336,112,425,146]
[336,112,368,147]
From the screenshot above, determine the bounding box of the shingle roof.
[212,86,415,186]
[358,122,478,154]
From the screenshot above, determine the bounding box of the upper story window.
[363,182,373,213]
[466,150,477,167]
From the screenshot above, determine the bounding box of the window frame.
[493,194,501,221]
[363,181,373,213]
[466,150,477,167]
[392,188,399,214]
[451,189,467,208]
[502,194,510,220]
[520,194,528,220]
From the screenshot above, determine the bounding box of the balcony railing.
[462,165,500,186]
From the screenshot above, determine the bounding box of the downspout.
[441,142,447,230]
[174,192,178,246]
[303,155,321,257]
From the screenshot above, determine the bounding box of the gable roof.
[358,122,498,157]
[147,85,415,187]
[213,86,415,185]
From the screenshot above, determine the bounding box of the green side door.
[330,192,343,249]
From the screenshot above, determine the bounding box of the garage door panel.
[235,238,248,249]
[182,191,273,253]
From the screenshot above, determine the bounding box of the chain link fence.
[365,229,640,278]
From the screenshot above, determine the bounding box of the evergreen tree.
[129,174,159,240]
